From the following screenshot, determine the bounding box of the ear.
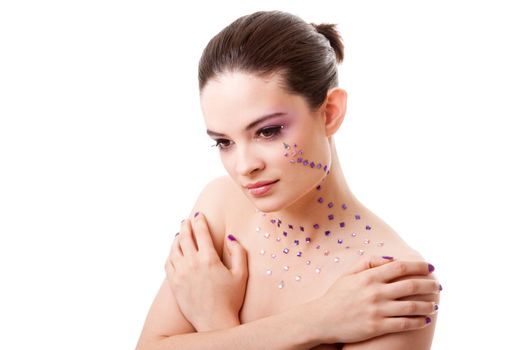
[321,87,347,137]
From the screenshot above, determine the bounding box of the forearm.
[140,301,322,350]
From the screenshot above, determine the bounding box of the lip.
[244,180,279,197]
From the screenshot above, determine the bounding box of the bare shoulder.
[188,175,240,256]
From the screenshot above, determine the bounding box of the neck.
[260,148,364,247]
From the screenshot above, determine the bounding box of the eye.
[212,139,232,150]
[257,125,284,139]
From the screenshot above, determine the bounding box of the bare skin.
[135,71,440,349]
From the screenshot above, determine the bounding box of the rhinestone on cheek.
[313,223,320,229]
[363,239,370,245]
[324,250,330,256]
[266,269,272,275]
[295,275,302,281]
[283,265,289,271]
[328,214,334,220]
[377,241,385,247]
[264,233,270,239]
[306,260,311,265]
[339,222,345,228]
[317,197,324,204]
[305,237,311,243]
[337,239,343,244]
[278,280,284,289]
[255,227,261,232]
[334,257,340,263]
[355,214,361,220]
[283,248,289,254]
[351,232,357,237]
[366,225,372,230]
[260,249,265,255]
[328,202,334,208]
[297,251,302,257]
[276,237,281,242]
[300,226,305,231]
[325,230,331,236]
[271,253,277,259]
[342,203,348,210]
[358,249,365,255]
[294,239,299,245]
[315,267,322,273]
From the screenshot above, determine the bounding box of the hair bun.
[311,23,344,63]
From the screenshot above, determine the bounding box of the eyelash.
[212,125,284,151]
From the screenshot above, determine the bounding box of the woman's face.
[200,71,332,213]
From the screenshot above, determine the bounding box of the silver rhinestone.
[315,267,321,273]
[351,232,357,237]
[271,253,277,259]
[324,250,330,256]
[266,269,272,275]
[283,265,289,271]
[264,233,270,239]
[364,239,370,245]
[278,280,284,289]
[295,275,302,281]
[276,237,281,242]
[377,241,384,247]
[358,249,364,255]
[306,260,311,265]
[255,227,261,232]
[334,257,340,263]
[260,249,265,255]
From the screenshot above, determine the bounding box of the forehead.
[200,71,309,132]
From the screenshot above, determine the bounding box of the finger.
[384,279,441,299]
[164,257,175,279]
[381,300,438,317]
[344,255,396,275]
[225,234,248,278]
[192,212,219,257]
[170,235,183,258]
[382,315,433,334]
[179,219,197,256]
[370,260,434,283]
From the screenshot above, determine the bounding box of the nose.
[235,144,264,176]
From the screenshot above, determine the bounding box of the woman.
[136,10,440,350]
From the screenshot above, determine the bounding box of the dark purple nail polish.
[434,304,439,311]
[180,219,185,224]
[227,234,236,241]
[439,284,443,291]
[174,232,180,237]
[425,317,432,324]
[382,256,394,260]
[428,264,435,273]
[194,211,200,218]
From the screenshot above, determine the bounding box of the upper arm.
[342,253,441,350]
[135,176,232,347]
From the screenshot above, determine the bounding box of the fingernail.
[174,232,180,237]
[194,211,200,218]
[428,263,435,273]
[227,234,237,241]
[439,284,443,291]
[382,256,394,260]
[425,316,432,324]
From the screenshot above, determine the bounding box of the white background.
[1,1,524,349]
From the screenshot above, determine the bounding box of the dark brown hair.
[198,10,344,110]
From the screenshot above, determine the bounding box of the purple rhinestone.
[316,245,321,249]
[303,160,309,166]
[316,185,321,191]
[294,239,299,246]
[325,230,331,236]
[329,202,334,209]
[366,225,372,230]
[355,214,361,220]
[297,251,302,257]
[342,203,348,210]
[284,153,288,157]
[310,162,315,168]
[338,239,343,244]
[300,226,304,231]
[283,231,288,237]
[313,224,320,229]
[271,219,276,224]
[317,197,324,203]
[305,237,311,243]
[294,143,297,148]
[339,222,345,228]
[317,163,322,169]
[290,159,295,163]
[328,214,334,220]
[288,224,293,229]
[323,165,327,172]
[283,248,289,254]
[297,157,303,163]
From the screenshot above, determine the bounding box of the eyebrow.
[206,112,286,138]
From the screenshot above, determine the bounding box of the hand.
[311,256,440,344]
[164,212,248,332]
